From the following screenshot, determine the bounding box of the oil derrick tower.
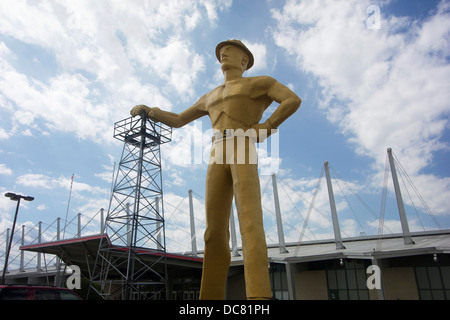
[91,112,172,300]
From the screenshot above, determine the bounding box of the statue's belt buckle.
[212,129,233,142]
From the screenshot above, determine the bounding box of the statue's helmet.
[215,39,254,70]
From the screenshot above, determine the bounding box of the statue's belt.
[212,129,257,142]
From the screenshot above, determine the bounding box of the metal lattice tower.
[91,113,171,300]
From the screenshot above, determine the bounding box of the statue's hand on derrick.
[130,105,160,122]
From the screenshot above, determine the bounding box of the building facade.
[227,230,450,300]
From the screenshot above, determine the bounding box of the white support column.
[188,190,198,256]
[20,225,25,272]
[272,174,288,253]
[324,161,346,250]
[155,197,162,251]
[4,229,9,274]
[57,217,61,240]
[37,221,42,271]
[387,148,414,245]
[55,217,62,280]
[100,208,104,235]
[126,203,131,246]
[230,204,240,257]
[77,213,82,238]
[285,262,296,300]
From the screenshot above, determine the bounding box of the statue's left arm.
[265,79,302,129]
[251,78,301,141]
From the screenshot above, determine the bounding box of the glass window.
[432,290,445,300]
[358,290,369,300]
[415,266,449,300]
[0,288,29,300]
[415,267,429,289]
[442,267,450,289]
[348,290,359,300]
[328,289,339,300]
[338,290,348,300]
[327,270,337,289]
[326,259,370,300]
[60,290,81,300]
[275,290,289,300]
[35,289,58,300]
[428,268,443,289]
[347,269,357,289]
[336,270,347,289]
[419,290,432,300]
[356,270,368,289]
[270,264,289,300]
[273,272,282,291]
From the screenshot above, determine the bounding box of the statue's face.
[219,45,248,72]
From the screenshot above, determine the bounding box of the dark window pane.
[0,288,28,300]
[358,290,369,300]
[441,267,450,289]
[416,267,429,289]
[347,269,357,289]
[428,267,443,289]
[348,290,359,300]
[338,290,348,300]
[60,290,81,300]
[337,270,347,289]
[35,289,58,300]
[327,270,337,289]
[419,290,432,300]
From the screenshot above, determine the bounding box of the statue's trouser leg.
[200,161,233,300]
[199,138,272,300]
[231,161,272,300]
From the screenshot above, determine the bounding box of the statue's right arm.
[130,98,207,128]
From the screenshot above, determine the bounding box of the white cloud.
[0,127,9,140]
[0,0,231,143]
[37,204,47,211]
[16,173,107,196]
[0,58,111,142]
[0,163,12,175]
[167,169,187,187]
[272,0,450,215]
[243,40,268,73]
[163,191,206,252]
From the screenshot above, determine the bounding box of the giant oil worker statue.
[131,40,301,299]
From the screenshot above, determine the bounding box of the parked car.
[0,285,82,300]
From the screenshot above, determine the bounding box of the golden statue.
[131,40,301,300]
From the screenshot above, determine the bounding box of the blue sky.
[1,0,449,254]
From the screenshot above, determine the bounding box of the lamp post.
[1,192,34,284]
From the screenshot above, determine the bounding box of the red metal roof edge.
[20,234,109,250]
[20,233,203,263]
[110,245,203,262]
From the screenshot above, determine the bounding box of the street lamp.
[1,192,34,284]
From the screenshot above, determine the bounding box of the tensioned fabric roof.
[20,233,203,278]
[230,229,450,266]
